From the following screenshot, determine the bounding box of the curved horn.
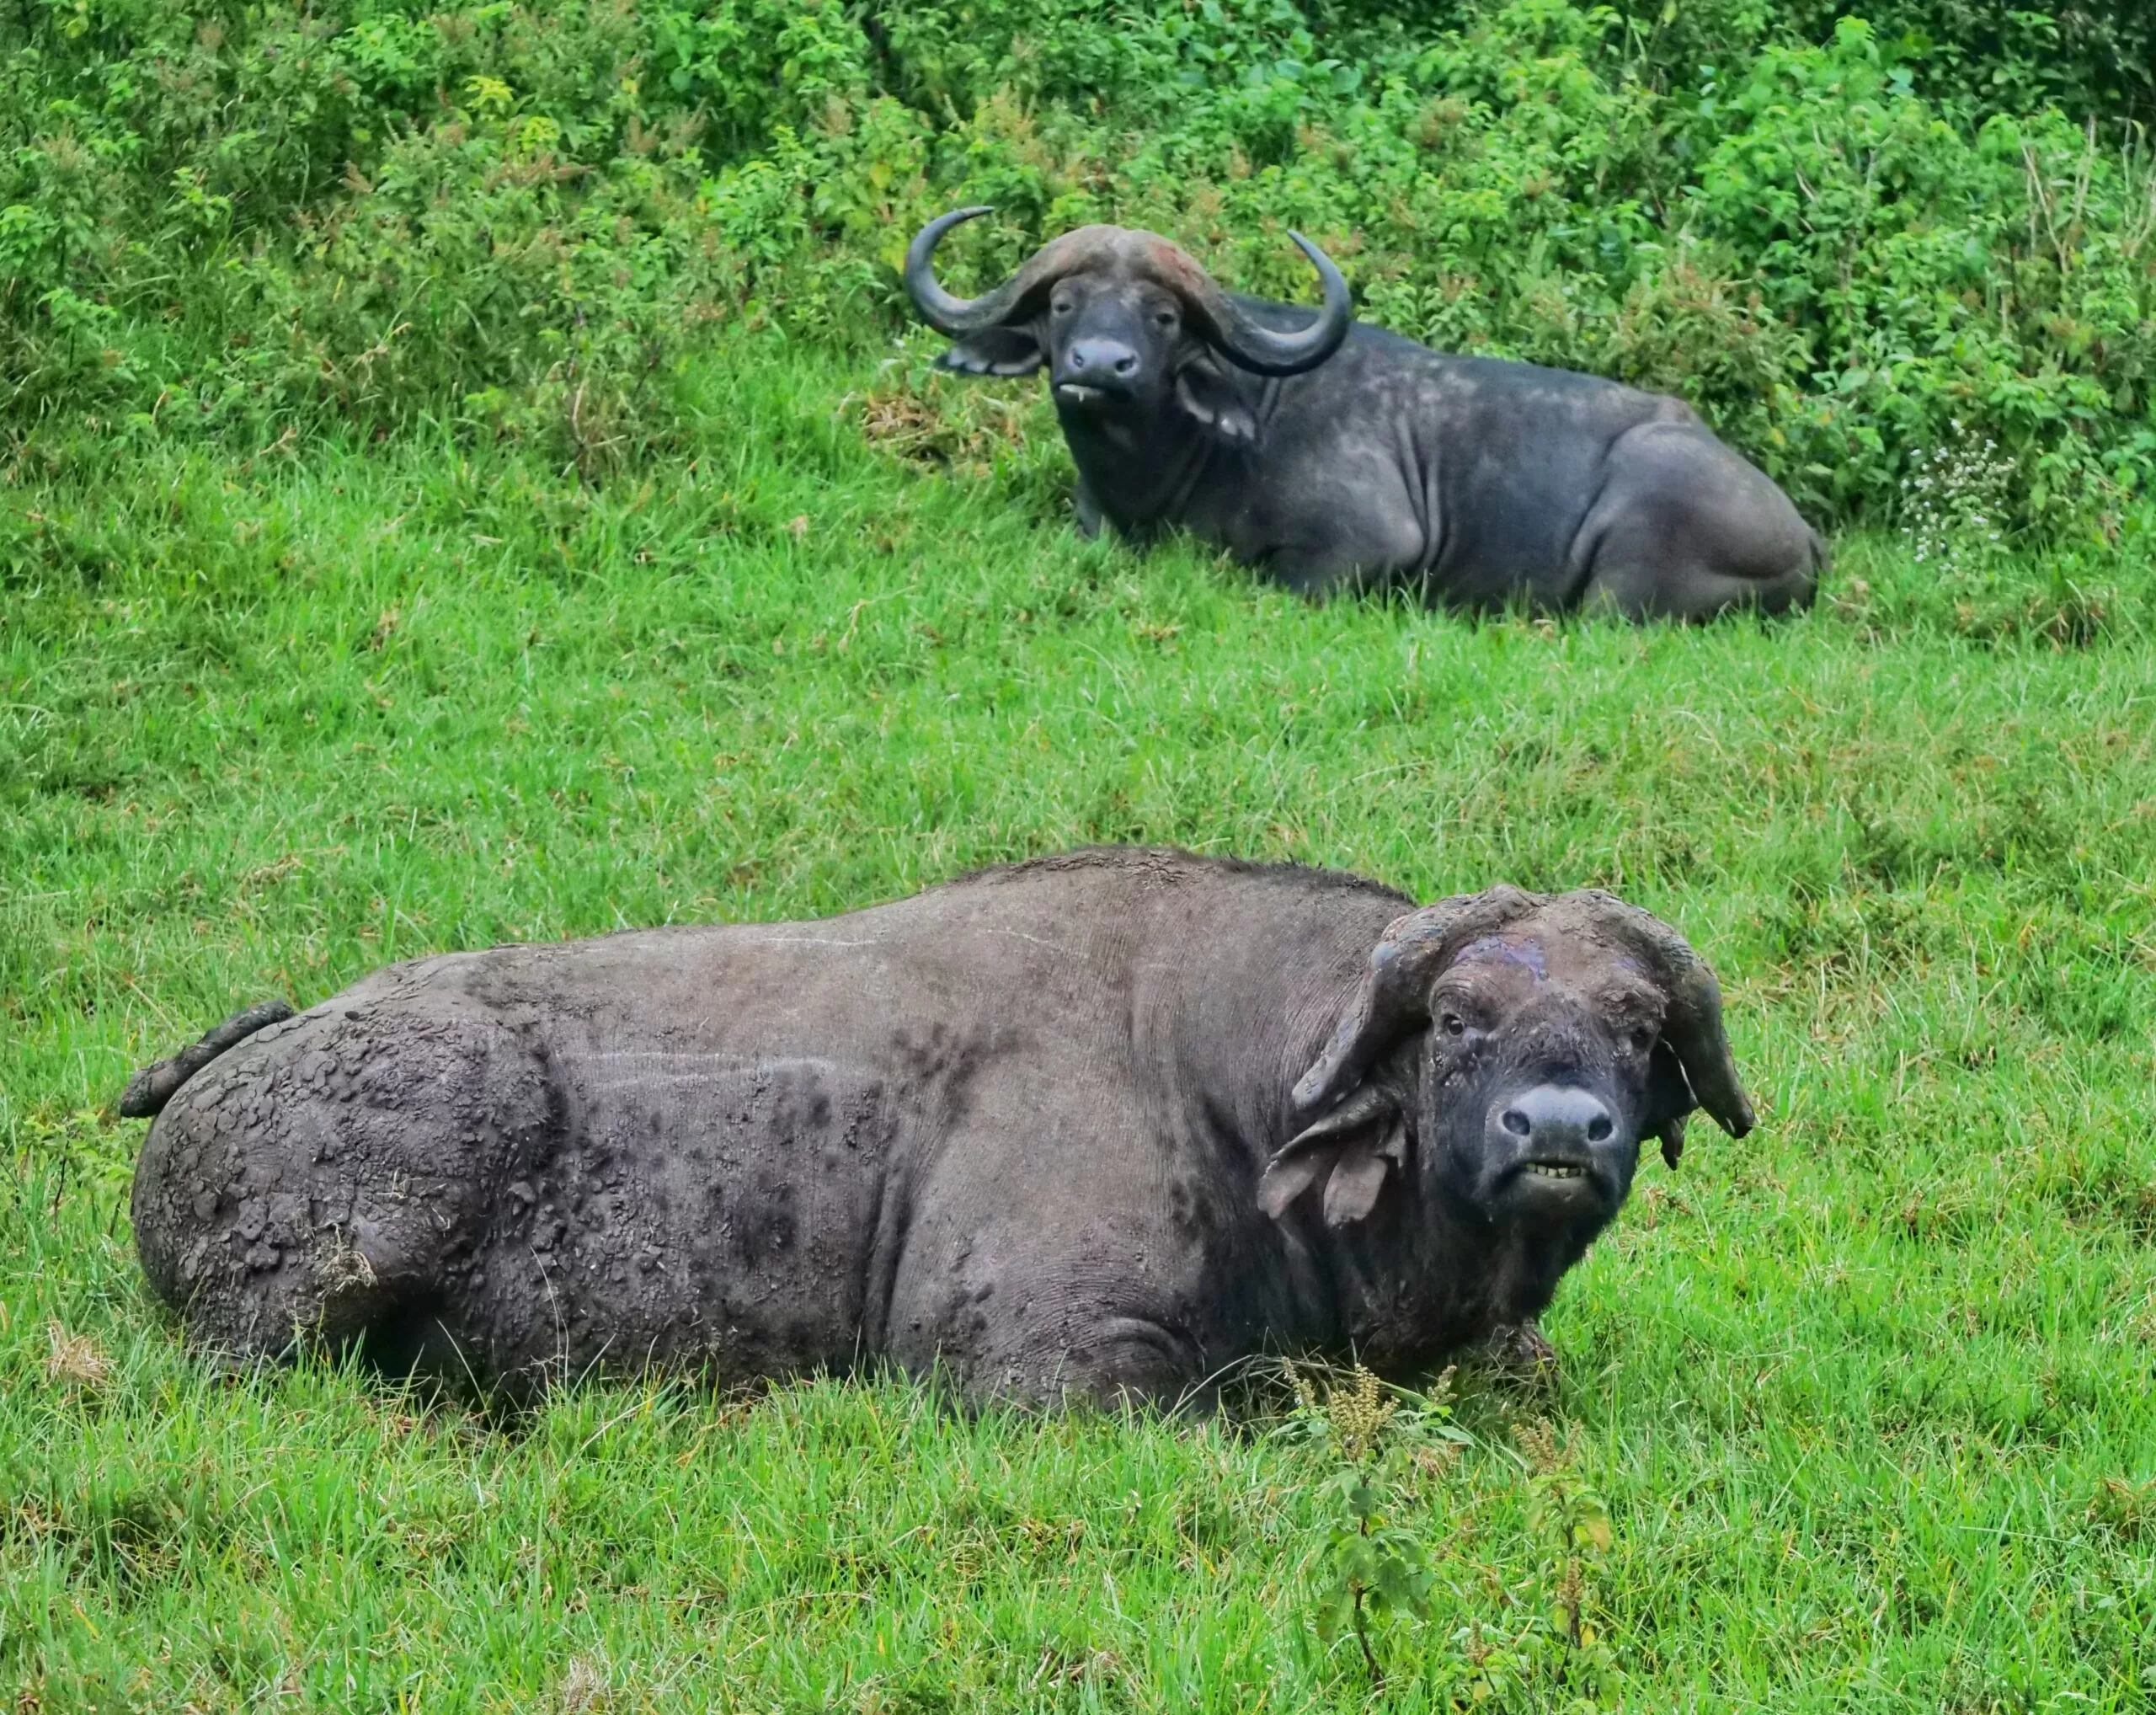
[1292,885,1544,1119]
[1184,232,1353,377]
[903,206,1022,335]
[906,210,1142,339]
[1566,891,1755,1139]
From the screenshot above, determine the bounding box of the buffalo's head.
[903,207,1352,442]
[1260,888,1753,1291]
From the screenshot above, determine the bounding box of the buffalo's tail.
[118,1000,296,1118]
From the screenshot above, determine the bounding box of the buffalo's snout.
[1486,1083,1627,1210]
[1056,335,1143,404]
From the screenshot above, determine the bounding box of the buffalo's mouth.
[1499,1157,1615,1211]
[1054,381,1108,409]
[1519,1160,1589,1182]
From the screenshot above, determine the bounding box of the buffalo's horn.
[905,209,1136,334]
[1569,891,1755,1139]
[906,211,1353,378]
[903,206,1018,334]
[1292,885,1544,1119]
[1179,232,1353,377]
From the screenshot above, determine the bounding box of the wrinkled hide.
[906,211,1825,621]
[128,850,1753,1407]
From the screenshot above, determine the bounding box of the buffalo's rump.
[1243,332,1710,603]
[131,932,910,1384]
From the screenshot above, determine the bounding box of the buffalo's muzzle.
[1487,1083,1623,1208]
[1055,337,1142,408]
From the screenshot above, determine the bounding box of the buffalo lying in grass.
[125,849,1753,1407]
[905,209,1824,621]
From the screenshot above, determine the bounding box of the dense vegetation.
[3,0,2153,539]
[7,2,2156,1708]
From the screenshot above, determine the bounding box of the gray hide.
[906,210,1825,621]
[127,849,1754,1407]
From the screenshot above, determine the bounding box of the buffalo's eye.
[1052,299,1075,317]
[1626,1025,1655,1055]
[1442,1012,1467,1039]
[1154,308,1177,328]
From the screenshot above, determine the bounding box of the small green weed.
[1510,1420,1619,1704]
[1278,1361,1470,1686]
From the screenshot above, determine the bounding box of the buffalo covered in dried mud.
[126,849,1754,1406]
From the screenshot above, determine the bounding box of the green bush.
[3,0,2151,532]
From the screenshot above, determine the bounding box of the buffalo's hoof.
[1472,1320,1558,1387]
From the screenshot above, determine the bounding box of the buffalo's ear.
[1258,1087,1409,1228]
[1174,352,1259,446]
[937,327,1044,377]
[1643,1038,1695,1170]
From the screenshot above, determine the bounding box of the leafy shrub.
[1636,0,2154,125]
[1276,1362,1462,1686]
[2,0,2151,536]
[1270,1370,1637,1702]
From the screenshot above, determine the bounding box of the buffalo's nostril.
[1066,339,1139,387]
[1496,1084,1620,1161]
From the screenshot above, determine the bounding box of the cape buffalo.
[905,209,1825,621]
[125,849,1754,1407]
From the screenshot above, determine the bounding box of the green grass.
[5,334,2156,1711]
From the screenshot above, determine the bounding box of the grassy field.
[5,334,2156,1711]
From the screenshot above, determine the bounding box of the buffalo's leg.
[1575,423,1822,620]
[1073,478,1105,538]
[883,1173,1216,1411]
[994,1315,1209,1411]
[1470,1319,1560,1385]
[925,1318,1205,1412]
[1251,487,1428,600]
